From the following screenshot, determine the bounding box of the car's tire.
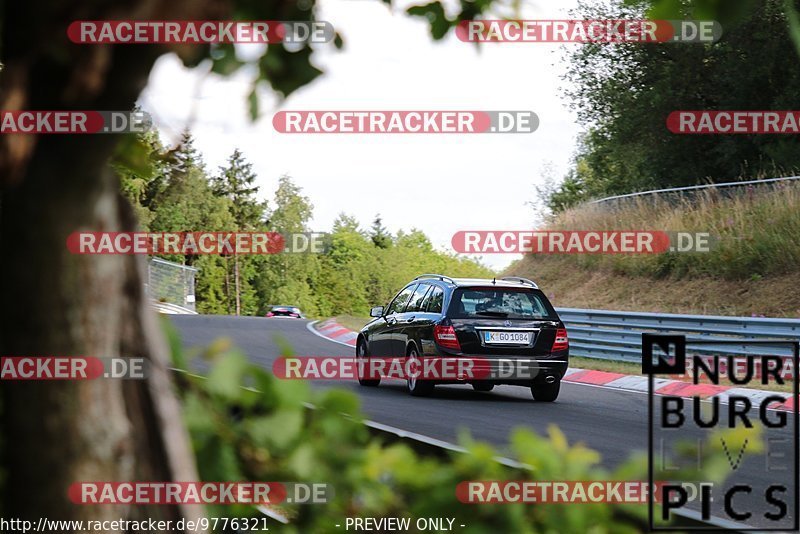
[531,380,560,402]
[356,339,380,387]
[472,383,495,392]
[406,347,434,397]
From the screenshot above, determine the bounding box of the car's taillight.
[552,328,569,351]
[266,312,274,317]
[434,324,461,351]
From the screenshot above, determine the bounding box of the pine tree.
[370,214,393,249]
[213,149,264,229]
[166,130,203,184]
[213,149,266,315]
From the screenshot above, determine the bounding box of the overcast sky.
[139,0,582,271]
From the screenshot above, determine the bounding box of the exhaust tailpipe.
[545,375,556,384]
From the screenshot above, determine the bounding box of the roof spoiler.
[500,276,538,289]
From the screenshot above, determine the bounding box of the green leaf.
[259,45,323,99]
[317,388,360,414]
[112,132,155,177]
[288,443,316,478]
[246,408,305,449]
[182,393,215,434]
[206,351,249,400]
[271,376,310,408]
[160,315,187,370]
[407,2,451,40]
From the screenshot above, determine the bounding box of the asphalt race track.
[170,315,797,530]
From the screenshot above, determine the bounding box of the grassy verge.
[506,182,800,318]
[570,356,641,375]
[537,181,800,280]
[333,315,371,333]
[507,255,800,317]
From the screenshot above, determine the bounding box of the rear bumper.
[421,354,568,386]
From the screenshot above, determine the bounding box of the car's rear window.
[448,288,558,320]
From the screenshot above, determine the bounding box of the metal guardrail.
[588,175,800,205]
[152,300,199,315]
[555,307,800,363]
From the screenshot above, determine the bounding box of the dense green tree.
[119,132,238,314]
[318,214,373,315]
[552,0,800,207]
[253,176,319,315]
[115,130,166,229]
[149,133,235,236]
[396,228,434,251]
[268,175,313,233]
[212,149,265,229]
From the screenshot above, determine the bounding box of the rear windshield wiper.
[474,311,509,317]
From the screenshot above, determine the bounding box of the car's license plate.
[483,331,531,345]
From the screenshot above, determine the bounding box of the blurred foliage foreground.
[167,322,762,533]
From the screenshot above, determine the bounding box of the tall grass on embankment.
[504,181,800,317]
[543,181,800,279]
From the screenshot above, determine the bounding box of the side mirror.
[370,306,384,318]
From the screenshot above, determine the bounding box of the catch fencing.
[588,175,800,206]
[146,257,198,313]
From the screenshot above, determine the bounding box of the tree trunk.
[0,1,212,529]
[235,254,241,316]
[225,256,232,314]
[0,128,205,530]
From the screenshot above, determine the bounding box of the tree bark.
[225,256,232,314]
[235,254,241,316]
[0,1,215,529]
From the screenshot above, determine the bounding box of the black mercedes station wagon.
[356,274,569,401]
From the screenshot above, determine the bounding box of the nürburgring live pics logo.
[643,334,799,531]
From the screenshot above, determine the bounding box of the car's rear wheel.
[472,383,494,392]
[406,347,434,397]
[531,380,560,402]
[356,339,380,387]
